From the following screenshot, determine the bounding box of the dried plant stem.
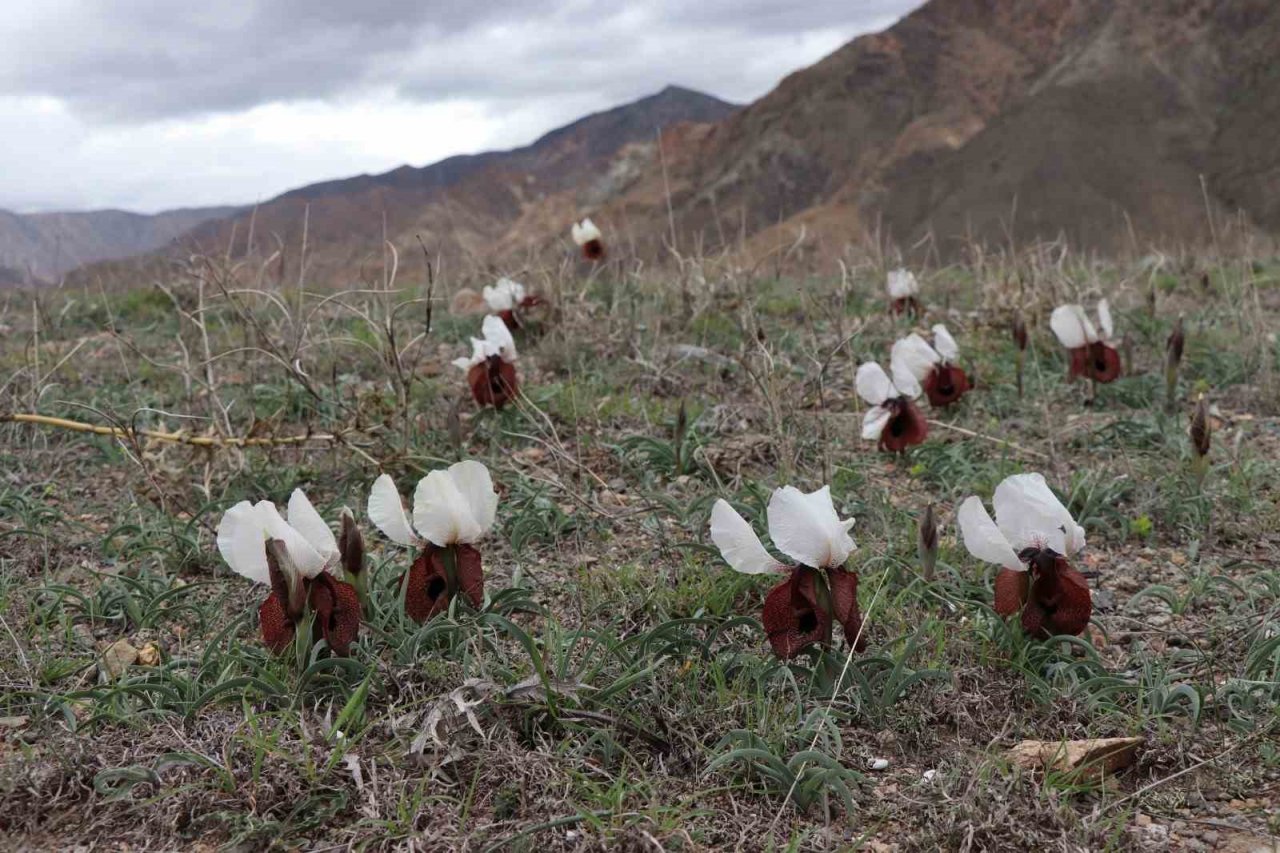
[925,419,1050,460]
[2,412,354,449]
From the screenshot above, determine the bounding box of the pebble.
[869,758,889,771]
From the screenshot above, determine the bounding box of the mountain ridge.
[0,205,241,283]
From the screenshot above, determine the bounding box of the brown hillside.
[583,0,1280,261]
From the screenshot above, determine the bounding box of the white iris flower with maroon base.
[957,473,1093,638]
[571,218,606,261]
[709,486,864,660]
[368,461,498,623]
[217,490,363,656]
[1051,300,1121,383]
[886,268,921,316]
[483,277,547,331]
[891,324,971,407]
[453,314,519,409]
[856,356,928,452]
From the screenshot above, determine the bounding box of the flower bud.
[1190,394,1211,460]
[1012,315,1028,351]
[918,503,938,581]
[1165,316,1185,411]
[339,507,365,578]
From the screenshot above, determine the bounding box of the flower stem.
[442,545,460,603]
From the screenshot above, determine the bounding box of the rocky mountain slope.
[583,0,1280,260]
[0,205,239,283]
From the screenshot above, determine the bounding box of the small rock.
[868,758,890,771]
[99,638,139,680]
[1092,590,1116,611]
[922,769,937,782]
[137,642,162,666]
[1007,736,1143,778]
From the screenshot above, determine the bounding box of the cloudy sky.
[1,1,921,214]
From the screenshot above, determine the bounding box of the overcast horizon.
[0,1,921,215]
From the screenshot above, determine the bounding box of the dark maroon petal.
[994,568,1029,618]
[581,239,606,262]
[827,568,866,652]
[1067,345,1091,380]
[1089,343,1122,383]
[497,309,520,331]
[259,592,295,653]
[402,544,485,623]
[890,296,920,317]
[923,364,971,408]
[309,573,363,656]
[1027,555,1092,637]
[880,397,929,452]
[761,567,829,660]
[453,544,485,609]
[467,358,520,409]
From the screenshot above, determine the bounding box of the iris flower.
[368,461,498,622]
[571,218,606,262]
[957,473,1092,638]
[709,486,863,659]
[217,491,363,656]
[1050,301,1121,383]
[886,268,921,317]
[891,325,971,407]
[453,314,519,409]
[483,277,547,331]
[856,358,928,452]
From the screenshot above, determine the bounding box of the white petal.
[481,313,517,362]
[216,500,270,585]
[368,474,417,547]
[890,356,922,399]
[455,338,487,371]
[287,489,338,563]
[1050,304,1097,348]
[767,485,855,569]
[504,278,527,303]
[856,361,894,405]
[931,324,959,363]
[1096,299,1114,341]
[708,499,778,575]
[257,501,327,578]
[861,405,892,440]
[572,218,601,245]
[413,470,482,546]
[891,334,939,382]
[482,284,515,312]
[992,473,1080,556]
[957,496,1024,572]
[886,268,919,299]
[447,460,498,538]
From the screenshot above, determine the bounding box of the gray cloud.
[2,1,919,121]
[0,1,923,211]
